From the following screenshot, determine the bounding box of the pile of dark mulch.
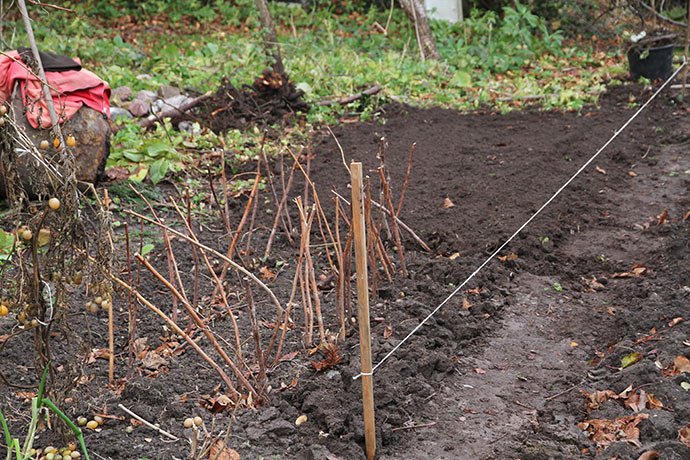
[193,69,309,133]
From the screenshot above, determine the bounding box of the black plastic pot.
[627,43,675,80]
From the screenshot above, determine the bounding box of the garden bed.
[1,82,689,460]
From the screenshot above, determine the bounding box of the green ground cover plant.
[2,0,629,183]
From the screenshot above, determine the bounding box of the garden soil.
[1,82,689,460]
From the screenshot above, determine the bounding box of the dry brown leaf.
[278,351,299,362]
[674,356,690,374]
[442,197,455,208]
[628,171,638,177]
[383,325,393,339]
[668,317,683,328]
[645,393,664,410]
[679,423,690,448]
[259,266,276,281]
[462,298,472,309]
[684,210,690,221]
[208,440,240,460]
[637,451,660,460]
[657,208,669,225]
[570,341,579,348]
[467,288,480,295]
[578,413,648,448]
[612,264,647,279]
[473,367,486,374]
[498,253,518,261]
[595,166,607,174]
[449,252,460,260]
[310,343,342,371]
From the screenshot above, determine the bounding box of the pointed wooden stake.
[351,162,376,460]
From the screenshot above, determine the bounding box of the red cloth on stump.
[0,50,110,128]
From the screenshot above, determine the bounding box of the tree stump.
[0,88,110,197]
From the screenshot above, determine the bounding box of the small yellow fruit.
[0,304,8,316]
[70,451,80,458]
[0,118,5,127]
[77,416,87,426]
[94,296,103,305]
[53,138,60,149]
[93,415,104,425]
[86,420,98,429]
[21,229,32,240]
[49,197,60,210]
[46,454,55,460]
[66,135,76,147]
[30,319,38,327]
[0,105,6,116]
[183,417,194,428]
[193,416,203,426]
[101,300,111,311]
[40,140,50,149]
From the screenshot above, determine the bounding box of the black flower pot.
[627,43,675,80]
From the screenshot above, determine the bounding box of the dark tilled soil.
[1,83,689,460]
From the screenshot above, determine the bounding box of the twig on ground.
[317,85,383,106]
[118,404,179,441]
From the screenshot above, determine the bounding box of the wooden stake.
[350,162,376,460]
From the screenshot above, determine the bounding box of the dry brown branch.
[123,209,284,314]
[396,142,416,216]
[139,91,212,128]
[316,84,383,106]
[136,254,259,401]
[378,168,406,274]
[264,155,298,257]
[110,273,239,397]
[332,190,431,252]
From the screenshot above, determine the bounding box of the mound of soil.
[194,69,309,133]
[1,83,689,460]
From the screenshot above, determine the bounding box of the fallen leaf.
[448,252,461,261]
[498,253,518,261]
[278,351,299,362]
[612,264,647,278]
[85,348,112,364]
[296,414,308,426]
[462,298,472,309]
[668,317,683,328]
[105,166,130,180]
[310,343,342,371]
[259,266,276,281]
[684,210,690,221]
[473,367,486,374]
[467,288,480,295]
[637,451,660,460]
[621,352,643,369]
[681,382,690,391]
[141,351,167,370]
[595,166,606,174]
[657,209,669,225]
[208,440,240,460]
[383,325,392,339]
[578,413,648,448]
[570,341,579,348]
[674,356,690,374]
[442,197,455,208]
[628,171,638,177]
[679,423,690,448]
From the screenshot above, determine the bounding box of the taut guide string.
[354,60,687,380]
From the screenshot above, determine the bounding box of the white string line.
[354,62,687,380]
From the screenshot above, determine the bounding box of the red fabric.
[0,50,110,128]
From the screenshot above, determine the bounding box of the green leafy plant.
[0,366,90,460]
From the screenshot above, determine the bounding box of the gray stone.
[136,90,157,103]
[177,120,201,135]
[111,86,133,102]
[157,84,180,99]
[135,74,153,81]
[129,99,151,117]
[153,95,192,113]
[110,107,133,120]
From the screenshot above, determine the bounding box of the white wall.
[425,0,463,23]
